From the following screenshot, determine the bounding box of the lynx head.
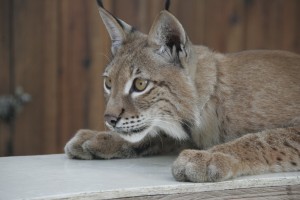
[98,3,200,143]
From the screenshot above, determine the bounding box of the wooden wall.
[0,0,299,156]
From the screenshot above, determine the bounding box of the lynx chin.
[65,1,300,182]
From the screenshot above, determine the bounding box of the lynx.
[65,1,300,182]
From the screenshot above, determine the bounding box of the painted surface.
[0,155,299,199]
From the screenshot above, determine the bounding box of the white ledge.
[0,154,299,199]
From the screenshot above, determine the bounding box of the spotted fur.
[65,3,300,182]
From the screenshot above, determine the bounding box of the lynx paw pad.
[64,130,124,160]
[64,130,97,160]
[172,150,237,182]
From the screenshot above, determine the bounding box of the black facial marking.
[142,87,156,97]
[119,125,148,135]
[157,81,178,99]
[181,120,192,138]
[153,98,178,111]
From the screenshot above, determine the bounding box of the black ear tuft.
[96,0,104,8]
[164,0,170,11]
[166,34,182,54]
[148,11,188,65]
[98,2,134,55]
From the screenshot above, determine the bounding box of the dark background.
[1,0,300,156]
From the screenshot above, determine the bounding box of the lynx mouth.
[116,125,151,143]
[117,126,149,135]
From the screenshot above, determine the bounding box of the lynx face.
[100,9,200,143]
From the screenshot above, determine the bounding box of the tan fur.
[65,6,300,182]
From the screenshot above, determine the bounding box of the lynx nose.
[104,114,118,127]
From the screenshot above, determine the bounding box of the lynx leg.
[64,129,128,159]
[172,126,300,182]
[65,129,186,159]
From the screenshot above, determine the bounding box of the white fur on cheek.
[124,78,134,95]
[153,119,189,141]
[119,128,150,143]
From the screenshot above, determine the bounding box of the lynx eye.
[104,77,112,90]
[133,78,148,92]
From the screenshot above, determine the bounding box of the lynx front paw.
[64,129,126,160]
[172,150,238,182]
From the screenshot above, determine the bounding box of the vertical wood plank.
[148,0,164,25]
[296,0,300,54]
[13,0,44,155]
[204,0,227,51]
[204,0,246,52]
[0,0,12,156]
[0,0,12,94]
[13,0,59,155]
[171,0,206,45]
[264,0,283,50]
[113,0,140,30]
[57,0,91,151]
[42,0,59,154]
[245,0,265,50]
[281,0,300,53]
[225,0,246,52]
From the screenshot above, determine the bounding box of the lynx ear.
[148,11,188,63]
[98,6,133,55]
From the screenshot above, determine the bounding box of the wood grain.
[13,0,44,155]
[1,0,300,156]
[42,0,59,154]
[116,185,300,200]
[57,0,91,151]
[281,0,300,51]
[204,0,232,52]
[245,0,266,50]
[0,0,13,156]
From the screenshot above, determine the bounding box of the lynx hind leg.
[64,129,129,160]
[172,126,300,182]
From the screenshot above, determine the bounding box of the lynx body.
[65,3,300,182]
